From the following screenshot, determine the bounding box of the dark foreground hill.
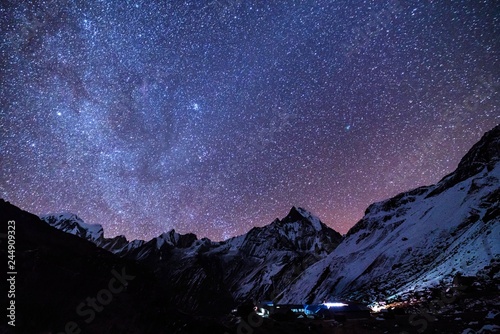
[0,199,231,333]
[1,125,499,333]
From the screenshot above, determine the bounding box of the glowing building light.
[323,302,348,308]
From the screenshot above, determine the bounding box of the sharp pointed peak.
[284,206,324,231]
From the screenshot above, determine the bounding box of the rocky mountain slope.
[42,206,343,313]
[3,125,499,333]
[0,199,230,334]
[278,125,500,305]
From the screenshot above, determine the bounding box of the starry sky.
[1,0,499,241]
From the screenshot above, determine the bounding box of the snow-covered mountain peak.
[49,212,83,223]
[41,212,104,243]
[282,206,325,232]
[428,124,500,197]
[223,206,343,256]
[455,124,500,171]
[156,229,197,249]
[278,125,500,305]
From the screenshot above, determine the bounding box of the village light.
[368,302,387,312]
[323,302,348,308]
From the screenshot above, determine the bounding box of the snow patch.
[296,207,323,231]
[40,212,104,242]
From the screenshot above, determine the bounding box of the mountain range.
[1,124,499,333]
[41,206,343,314]
[280,124,500,305]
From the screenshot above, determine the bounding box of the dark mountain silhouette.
[0,199,229,333]
[2,124,499,333]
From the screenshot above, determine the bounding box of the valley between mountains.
[1,124,499,333]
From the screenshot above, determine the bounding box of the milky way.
[1,0,499,241]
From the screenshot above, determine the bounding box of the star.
[1,0,498,241]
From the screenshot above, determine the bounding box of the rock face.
[41,205,343,313]
[41,212,104,243]
[278,125,500,304]
[36,124,500,314]
[203,206,343,305]
[0,199,231,334]
[427,124,500,197]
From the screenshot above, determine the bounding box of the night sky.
[1,0,499,241]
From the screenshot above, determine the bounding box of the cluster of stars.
[1,0,498,241]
